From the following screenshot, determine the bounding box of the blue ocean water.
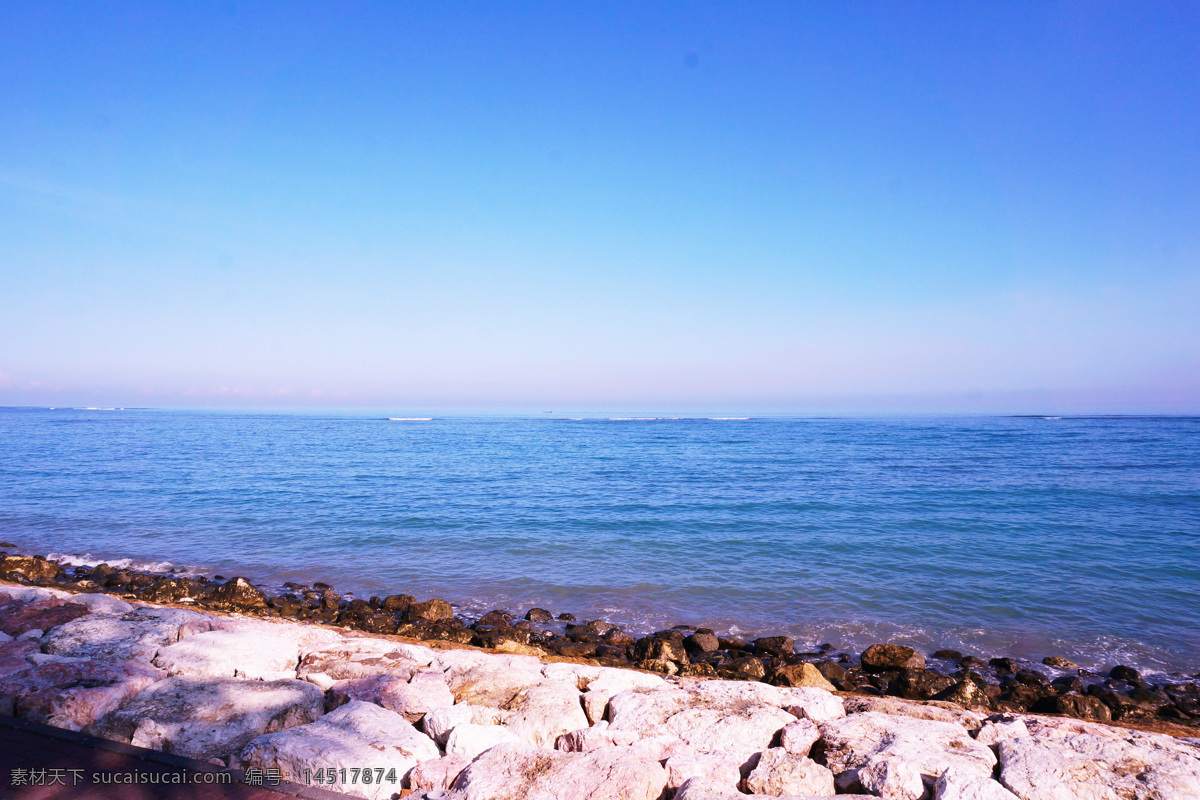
[1,408,1198,675]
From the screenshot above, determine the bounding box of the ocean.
[1,407,1197,676]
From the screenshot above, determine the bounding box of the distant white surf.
[388,417,433,421]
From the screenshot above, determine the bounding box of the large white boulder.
[43,607,220,664]
[779,718,821,756]
[451,741,668,800]
[329,669,454,722]
[421,703,508,746]
[675,776,872,800]
[442,654,546,707]
[85,676,324,762]
[937,767,1021,800]
[743,748,836,796]
[152,628,303,680]
[0,658,163,730]
[820,711,996,791]
[998,730,1200,800]
[406,755,472,794]
[843,695,985,730]
[238,701,439,800]
[555,721,639,752]
[298,638,435,681]
[665,754,742,792]
[445,723,522,760]
[503,681,589,748]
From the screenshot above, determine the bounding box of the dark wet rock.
[753,636,795,658]
[999,683,1045,709]
[1042,655,1080,669]
[634,635,688,664]
[1051,675,1084,694]
[677,662,717,678]
[989,657,1019,674]
[1048,693,1113,722]
[932,649,963,660]
[141,578,192,604]
[473,627,532,649]
[720,656,766,680]
[552,641,597,658]
[816,660,848,684]
[1110,664,1142,682]
[0,598,89,637]
[595,645,630,662]
[312,581,332,590]
[958,655,986,670]
[894,669,956,701]
[861,643,925,672]
[319,589,340,612]
[934,679,992,709]
[0,556,61,583]
[1015,669,1049,686]
[282,581,306,591]
[524,608,552,622]
[200,577,267,612]
[477,609,514,627]
[407,599,454,622]
[382,594,414,613]
[566,620,616,640]
[2,571,33,585]
[603,628,635,647]
[557,612,576,621]
[684,632,719,654]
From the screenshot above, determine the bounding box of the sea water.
[1,408,1197,675]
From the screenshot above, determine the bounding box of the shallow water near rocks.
[2,408,1198,675]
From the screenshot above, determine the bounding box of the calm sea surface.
[2,408,1198,674]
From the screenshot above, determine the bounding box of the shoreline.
[1,546,1197,737]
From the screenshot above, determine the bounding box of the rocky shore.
[2,549,1200,799]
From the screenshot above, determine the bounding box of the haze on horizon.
[1,2,1198,414]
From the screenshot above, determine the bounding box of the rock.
[503,681,589,748]
[998,729,1200,800]
[721,656,766,679]
[1109,664,1141,682]
[0,640,38,678]
[556,722,639,752]
[525,608,553,622]
[685,632,720,654]
[675,776,872,800]
[637,658,679,675]
[299,638,435,681]
[975,718,1031,747]
[238,701,438,800]
[421,703,507,745]
[408,599,455,622]
[934,650,965,661]
[0,658,162,730]
[202,577,267,611]
[407,755,472,794]
[779,718,821,755]
[634,636,689,664]
[0,556,60,582]
[64,593,135,614]
[442,653,546,707]
[771,662,837,692]
[743,748,836,796]
[990,657,1019,674]
[477,609,514,627]
[935,679,993,709]
[328,669,454,722]
[445,723,522,759]
[43,607,220,664]
[843,695,985,729]
[86,676,324,762]
[859,756,924,800]
[862,643,926,672]
[142,578,193,604]
[753,636,795,658]
[452,742,668,800]
[1041,656,1080,669]
[0,598,89,636]
[817,659,848,684]
[936,767,1021,800]
[895,668,958,700]
[152,628,303,680]
[382,594,413,613]
[820,712,996,789]
[582,689,609,724]
[665,754,742,792]
[1047,693,1112,722]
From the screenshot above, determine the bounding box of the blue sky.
[1,1,1197,411]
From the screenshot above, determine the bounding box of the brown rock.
[770,663,837,692]
[382,594,414,613]
[407,598,454,622]
[0,556,60,582]
[753,636,795,658]
[1042,655,1080,669]
[203,577,267,611]
[934,679,992,709]
[524,608,553,622]
[684,632,719,654]
[861,643,926,672]
[1052,694,1113,722]
[634,636,688,664]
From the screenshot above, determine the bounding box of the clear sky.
[1,2,1197,412]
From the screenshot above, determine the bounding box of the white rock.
[821,711,997,790]
[406,755,472,794]
[67,593,135,614]
[0,658,163,730]
[85,676,324,762]
[444,723,522,760]
[582,689,609,725]
[43,607,220,664]
[675,776,873,800]
[329,669,454,723]
[443,656,546,707]
[629,735,696,761]
[451,741,668,800]
[16,628,43,641]
[779,718,821,756]
[422,703,508,746]
[937,767,1020,800]
[774,686,846,724]
[975,718,1031,747]
[998,730,1200,800]
[0,631,11,643]
[238,701,439,800]
[860,756,925,800]
[987,713,1121,741]
[152,628,301,679]
[556,722,638,752]
[844,695,985,730]
[503,681,589,748]
[665,754,742,792]
[302,672,335,691]
[299,638,434,681]
[743,748,836,797]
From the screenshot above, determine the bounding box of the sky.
[1,1,1198,412]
